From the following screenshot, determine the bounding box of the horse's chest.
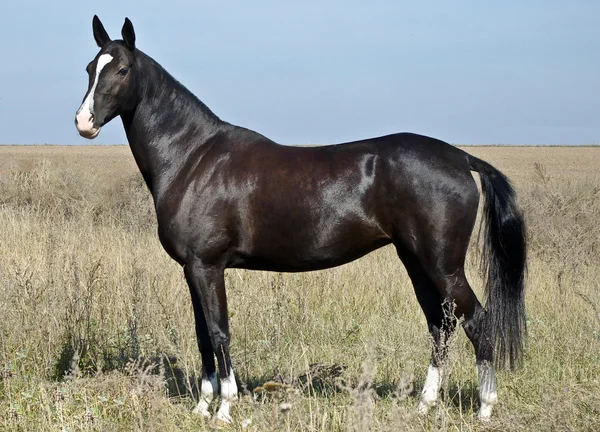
[156,204,231,265]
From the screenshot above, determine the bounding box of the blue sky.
[1,1,598,145]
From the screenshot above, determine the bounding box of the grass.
[0,145,599,431]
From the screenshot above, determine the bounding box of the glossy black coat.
[76,16,527,406]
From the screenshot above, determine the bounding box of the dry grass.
[1,145,599,431]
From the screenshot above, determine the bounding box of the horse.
[75,16,526,425]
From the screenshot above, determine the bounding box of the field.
[1,145,599,431]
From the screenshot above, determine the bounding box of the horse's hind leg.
[453,277,497,421]
[420,239,497,420]
[462,297,497,420]
[396,230,497,419]
[396,248,457,413]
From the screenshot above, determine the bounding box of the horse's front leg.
[184,262,237,425]
[184,268,218,417]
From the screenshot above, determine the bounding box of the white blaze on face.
[75,53,114,138]
[477,362,498,421]
[215,368,238,424]
[192,371,218,417]
[417,364,442,414]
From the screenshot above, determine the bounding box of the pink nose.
[75,109,100,139]
[75,111,94,129]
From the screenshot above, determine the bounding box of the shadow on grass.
[444,381,480,412]
[53,343,201,403]
[53,342,481,413]
[376,376,479,412]
[168,366,480,414]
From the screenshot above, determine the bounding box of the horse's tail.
[468,154,527,370]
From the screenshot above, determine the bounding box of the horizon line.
[0,143,599,148]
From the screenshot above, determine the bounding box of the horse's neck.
[121,52,222,197]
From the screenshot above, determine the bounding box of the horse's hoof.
[477,409,493,422]
[417,401,434,415]
[477,400,495,421]
[192,403,211,418]
[192,408,211,417]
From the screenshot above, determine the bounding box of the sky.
[0,1,598,145]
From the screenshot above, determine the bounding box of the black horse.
[75,17,526,424]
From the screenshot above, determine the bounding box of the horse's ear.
[121,18,136,50]
[92,15,111,47]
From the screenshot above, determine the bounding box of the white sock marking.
[477,362,498,421]
[192,372,218,417]
[418,364,442,413]
[215,368,238,424]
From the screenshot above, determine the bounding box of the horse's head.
[75,16,137,139]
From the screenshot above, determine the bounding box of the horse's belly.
[231,221,391,272]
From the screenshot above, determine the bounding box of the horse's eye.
[118,67,129,76]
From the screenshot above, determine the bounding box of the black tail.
[468,154,527,370]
